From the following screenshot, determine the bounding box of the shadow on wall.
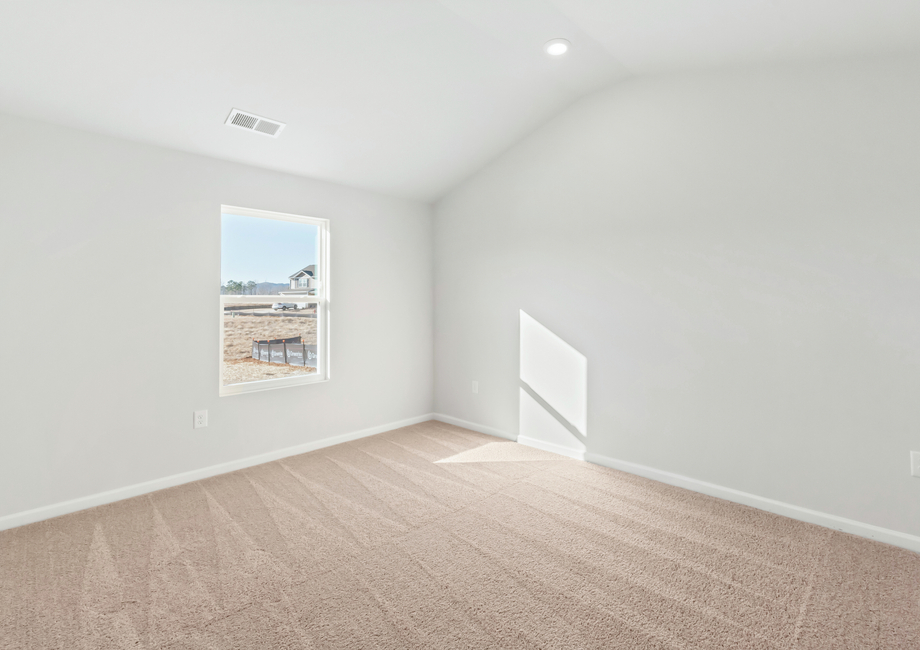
[518,310,588,459]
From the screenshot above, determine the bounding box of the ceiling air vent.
[225,109,285,138]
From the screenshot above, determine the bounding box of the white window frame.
[219,205,330,397]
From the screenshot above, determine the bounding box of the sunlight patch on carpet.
[435,441,571,464]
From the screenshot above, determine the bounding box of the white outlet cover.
[194,410,208,429]
[911,451,920,477]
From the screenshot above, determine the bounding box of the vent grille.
[230,112,258,129]
[254,120,281,136]
[225,109,286,138]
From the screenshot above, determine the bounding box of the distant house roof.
[289,264,315,280]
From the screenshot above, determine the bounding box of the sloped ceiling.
[0,0,918,201]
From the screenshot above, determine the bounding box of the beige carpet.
[1,422,918,649]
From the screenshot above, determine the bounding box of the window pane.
[221,212,318,297]
[220,209,325,392]
[223,302,318,386]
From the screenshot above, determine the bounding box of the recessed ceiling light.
[544,38,570,56]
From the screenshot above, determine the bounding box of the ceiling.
[1,0,918,202]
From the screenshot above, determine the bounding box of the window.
[219,205,329,396]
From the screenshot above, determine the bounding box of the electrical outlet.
[472,380,478,394]
[194,410,208,429]
[911,451,920,477]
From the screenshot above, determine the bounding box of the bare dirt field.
[223,308,317,385]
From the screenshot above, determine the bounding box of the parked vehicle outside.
[272,302,297,311]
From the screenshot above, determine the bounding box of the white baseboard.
[9,410,916,555]
[429,413,920,554]
[432,413,516,441]
[0,413,435,533]
[586,451,920,555]
[518,435,586,461]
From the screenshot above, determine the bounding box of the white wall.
[0,113,433,521]
[434,54,920,538]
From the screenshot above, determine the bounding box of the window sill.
[219,373,329,397]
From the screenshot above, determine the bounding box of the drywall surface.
[0,113,433,520]
[434,54,920,537]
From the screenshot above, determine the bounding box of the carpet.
[1,421,917,649]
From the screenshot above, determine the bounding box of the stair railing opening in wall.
[219,205,330,396]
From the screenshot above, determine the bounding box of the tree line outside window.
[220,280,279,295]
